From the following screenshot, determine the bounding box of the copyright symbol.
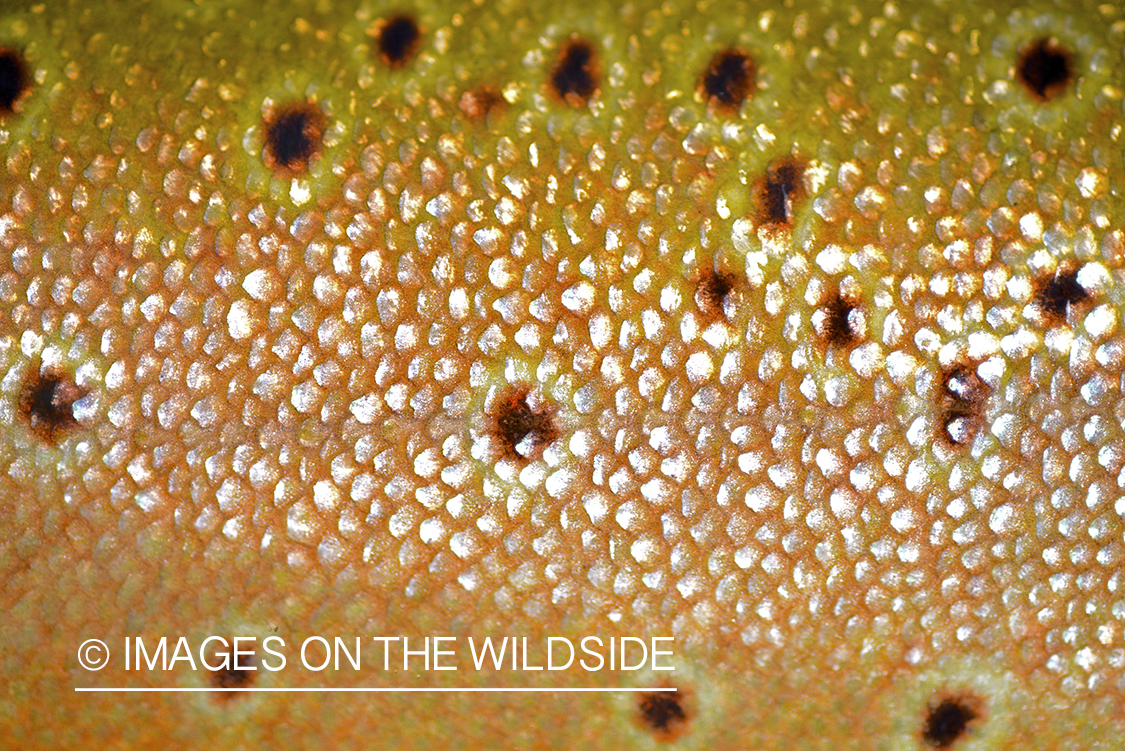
[77,639,109,671]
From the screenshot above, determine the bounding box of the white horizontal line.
[75,687,677,693]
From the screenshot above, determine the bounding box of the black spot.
[0,48,29,115]
[696,267,737,317]
[18,362,87,445]
[637,688,689,741]
[377,15,421,68]
[1017,38,1074,101]
[1033,264,1089,323]
[701,49,755,111]
[490,386,558,461]
[263,102,326,174]
[550,38,598,105]
[922,696,980,748]
[756,157,805,226]
[939,365,988,447]
[816,289,861,348]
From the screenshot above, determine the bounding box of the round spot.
[695,268,736,317]
[815,290,861,348]
[939,365,988,447]
[0,48,29,115]
[1033,264,1088,323]
[922,695,981,748]
[376,15,421,68]
[1017,38,1074,101]
[208,647,256,701]
[18,362,87,445]
[637,687,690,741]
[755,156,806,227]
[701,49,755,111]
[886,658,1016,751]
[262,102,327,174]
[942,413,975,446]
[489,386,558,462]
[550,38,598,105]
[213,663,254,690]
[943,366,987,404]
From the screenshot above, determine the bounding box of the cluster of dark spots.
[1017,38,1074,101]
[459,87,505,120]
[922,694,982,748]
[701,49,755,111]
[376,15,421,68]
[490,386,558,461]
[939,364,989,446]
[550,38,598,105]
[695,266,737,318]
[636,686,690,741]
[815,288,862,348]
[262,102,327,174]
[207,649,256,701]
[1033,263,1089,324]
[0,48,29,115]
[755,156,806,227]
[18,361,87,445]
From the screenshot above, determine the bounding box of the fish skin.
[0,0,1123,747]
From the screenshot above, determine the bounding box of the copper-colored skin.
[0,0,1121,747]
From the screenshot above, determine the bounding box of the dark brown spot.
[213,663,254,690]
[755,156,805,227]
[208,648,256,701]
[922,695,981,748]
[637,687,689,741]
[262,102,327,174]
[1017,38,1074,101]
[943,366,988,404]
[942,409,976,446]
[18,361,87,445]
[1033,264,1089,324]
[939,365,988,446]
[0,48,29,115]
[701,49,755,111]
[816,289,862,348]
[696,267,737,317]
[459,87,505,120]
[376,15,421,68]
[490,386,558,461]
[550,38,598,105]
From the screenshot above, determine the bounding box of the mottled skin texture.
[1,0,1124,748]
